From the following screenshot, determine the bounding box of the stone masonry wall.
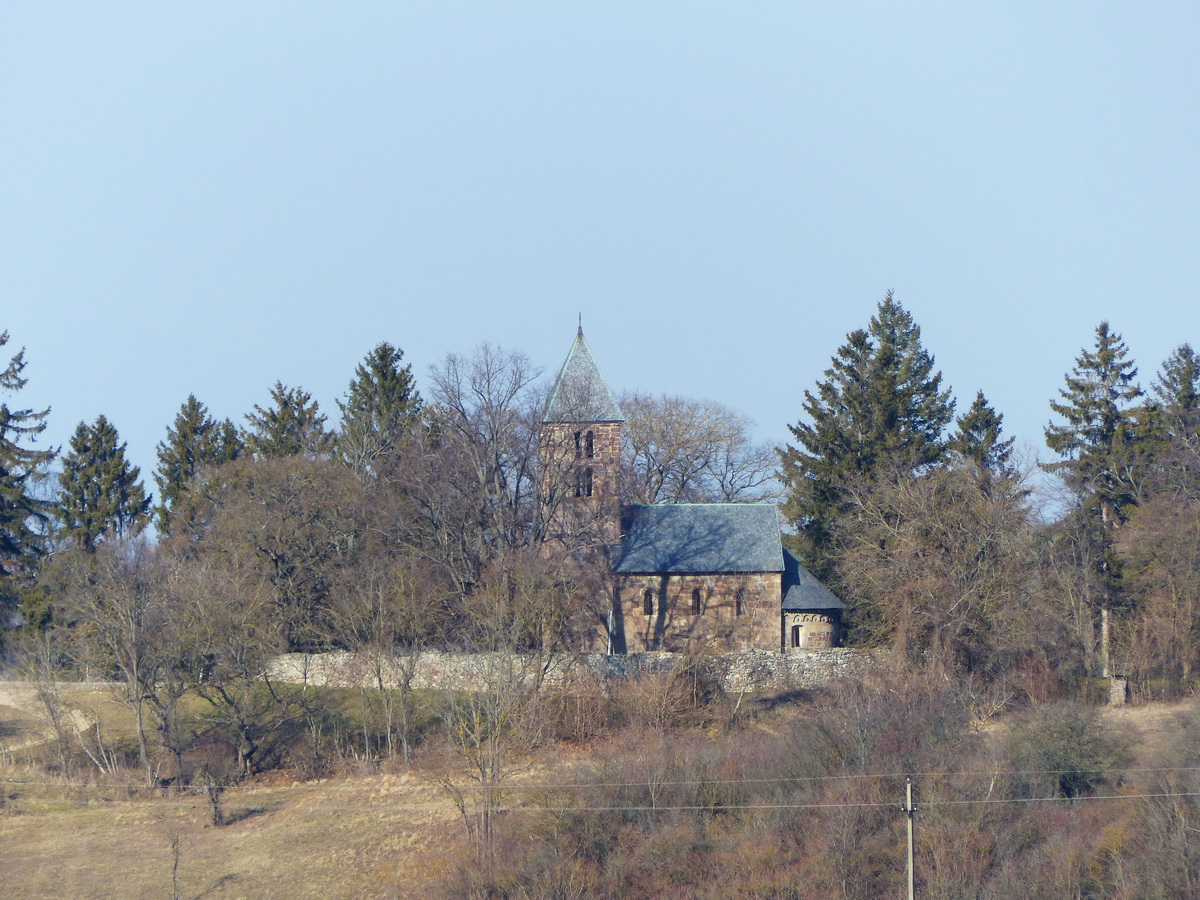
[540,421,623,544]
[615,573,782,652]
[268,648,876,695]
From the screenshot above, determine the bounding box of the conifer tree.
[336,342,422,478]
[779,293,954,572]
[1045,322,1145,678]
[950,390,1015,481]
[154,395,243,533]
[1044,321,1143,524]
[0,331,54,624]
[244,382,332,460]
[1151,343,1200,448]
[58,415,152,552]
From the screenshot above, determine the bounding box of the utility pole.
[902,776,916,900]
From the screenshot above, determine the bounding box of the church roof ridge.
[542,328,624,424]
[629,501,777,508]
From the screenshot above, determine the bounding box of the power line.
[8,763,1200,793]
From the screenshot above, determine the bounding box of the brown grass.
[1,771,462,899]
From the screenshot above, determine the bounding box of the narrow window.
[583,468,593,497]
[791,624,802,648]
[574,430,582,459]
[691,588,702,615]
[575,469,583,497]
[643,589,655,616]
[585,430,595,458]
[735,588,745,616]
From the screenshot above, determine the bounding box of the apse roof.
[781,549,845,611]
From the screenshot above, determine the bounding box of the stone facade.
[614,572,782,652]
[540,420,623,545]
[783,610,840,650]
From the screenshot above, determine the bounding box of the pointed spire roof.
[543,327,624,423]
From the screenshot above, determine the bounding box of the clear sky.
[3,3,1198,498]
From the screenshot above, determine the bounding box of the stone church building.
[541,328,843,654]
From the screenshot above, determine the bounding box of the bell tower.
[540,326,623,546]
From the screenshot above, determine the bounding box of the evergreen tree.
[1151,343,1200,447]
[950,390,1015,480]
[779,293,955,572]
[1044,322,1145,678]
[154,394,243,533]
[0,331,54,624]
[244,381,332,460]
[1044,321,1143,524]
[336,342,422,478]
[58,415,152,552]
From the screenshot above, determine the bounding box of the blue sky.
[2,3,1198,498]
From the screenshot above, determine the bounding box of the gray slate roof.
[781,549,844,611]
[614,504,785,574]
[542,328,625,423]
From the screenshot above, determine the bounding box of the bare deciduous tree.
[619,392,779,505]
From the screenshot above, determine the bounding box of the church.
[540,328,843,654]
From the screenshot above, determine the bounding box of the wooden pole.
[905,776,915,900]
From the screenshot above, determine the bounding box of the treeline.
[779,294,1200,703]
[1,296,1198,773]
[0,333,779,784]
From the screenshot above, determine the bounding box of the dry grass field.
[2,680,1196,900]
[1,770,462,899]
[0,683,465,900]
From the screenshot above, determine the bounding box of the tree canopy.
[58,415,152,552]
[336,342,422,478]
[0,331,54,626]
[1044,321,1144,524]
[154,394,242,533]
[779,293,954,572]
[244,381,333,460]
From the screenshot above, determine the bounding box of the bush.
[1004,701,1131,798]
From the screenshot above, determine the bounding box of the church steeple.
[543,327,624,424]
[539,327,623,545]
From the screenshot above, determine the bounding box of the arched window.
[791,624,802,648]
[735,588,746,616]
[585,430,595,458]
[643,589,655,616]
[573,430,582,459]
[574,468,594,497]
[691,588,702,615]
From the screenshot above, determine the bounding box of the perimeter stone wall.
[267,648,876,694]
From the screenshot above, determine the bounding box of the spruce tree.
[0,331,54,624]
[244,382,332,460]
[1044,321,1143,523]
[780,293,954,572]
[154,394,243,533]
[1045,322,1145,678]
[950,390,1015,481]
[58,415,152,551]
[1151,343,1200,447]
[336,342,422,478]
